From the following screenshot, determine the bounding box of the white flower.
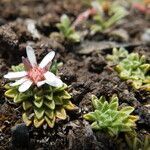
[4,46,63,92]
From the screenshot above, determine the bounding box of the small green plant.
[4,46,76,128]
[83,95,139,136]
[57,14,80,42]
[107,48,150,91]
[125,133,150,150]
[115,52,150,90]
[106,47,128,65]
[91,1,127,34]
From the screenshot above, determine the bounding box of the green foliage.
[11,63,25,72]
[106,47,128,65]
[111,49,150,90]
[125,133,150,150]
[91,1,127,34]
[57,14,80,42]
[106,48,150,91]
[83,95,139,136]
[5,64,76,128]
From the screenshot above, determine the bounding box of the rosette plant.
[106,47,128,65]
[90,0,128,34]
[115,52,150,90]
[107,48,150,91]
[4,46,76,128]
[57,14,80,43]
[84,95,139,136]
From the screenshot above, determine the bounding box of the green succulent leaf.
[53,95,63,105]
[45,116,55,128]
[34,107,44,120]
[5,89,18,98]
[55,107,67,120]
[83,112,96,121]
[23,101,32,110]
[44,100,55,110]
[22,113,32,126]
[34,117,45,128]
[14,93,27,103]
[11,63,25,72]
[45,109,54,119]
[91,122,100,130]
[34,98,43,108]
[64,101,76,110]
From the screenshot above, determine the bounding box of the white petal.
[36,80,46,87]
[26,46,37,66]
[39,51,55,68]
[4,71,27,80]
[44,71,63,87]
[19,80,33,92]
[10,77,28,86]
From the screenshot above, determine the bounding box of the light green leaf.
[120,106,134,115]
[61,91,71,99]
[34,117,44,128]
[45,116,55,128]
[55,108,67,120]
[23,100,32,110]
[34,98,43,108]
[44,100,55,110]
[22,113,32,126]
[45,109,54,119]
[34,107,44,120]
[5,89,18,98]
[64,101,76,110]
[83,112,96,121]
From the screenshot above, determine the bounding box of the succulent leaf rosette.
[84,95,139,136]
[57,14,80,43]
[4,46,76,128]
[107,48,150,91]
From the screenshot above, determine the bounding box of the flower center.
[27,66,46,84]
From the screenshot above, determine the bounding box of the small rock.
[0,23,19,52]
[141,28,150,44]
[109,29,129,42]
[11,123,29,149]
[67,120,99,150]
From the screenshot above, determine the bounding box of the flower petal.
[19,80,33,92]
[10,77,28,86]
[37,80,46,87]
[39,51,55,68]
[26,46,37,66]
[4,71,27,80]
[22,57,32,71]
[44,71,63,87]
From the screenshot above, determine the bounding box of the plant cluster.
[107,48,150,91]
[90,0,128,34]
[106,47,128,65]
[125,133,150,150]
[57,14,80,43]
[4,46,76,128]
[84,95,139,136]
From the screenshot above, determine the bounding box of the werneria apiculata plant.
[90,0,128,34]
[56,14,80,43]
[83,95,139,136]
[106,48,150,91]
[4,46,76,128]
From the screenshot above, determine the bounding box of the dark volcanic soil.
[0,0,150,150]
